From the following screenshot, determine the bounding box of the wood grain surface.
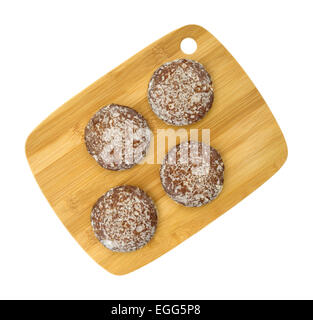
[25,25,287,275]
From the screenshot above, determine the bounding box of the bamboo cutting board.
[25,25,287,275]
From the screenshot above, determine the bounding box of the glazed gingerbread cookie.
[85,104,151,170]
[148,59,214,126]
[160,141,224,207]
[91,185,158,252]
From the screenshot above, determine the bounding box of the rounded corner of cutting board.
[104,265,140,276]
[25,130,33,160]
[279,138,288,170]
[25,128,37,169]
[25,121,45,164]
[177,24,208,33]
[281,136,288,163]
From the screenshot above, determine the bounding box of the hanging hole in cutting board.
[180,37,197,54]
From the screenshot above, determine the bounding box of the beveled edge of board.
[25,24,288,275]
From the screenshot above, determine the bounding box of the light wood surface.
[25,25,287,275]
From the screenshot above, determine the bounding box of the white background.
[1,0,312,300]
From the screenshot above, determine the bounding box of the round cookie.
[85,104,151,170]
[160,141,224,207]
[148,59,214,126]
[91,185,158,252]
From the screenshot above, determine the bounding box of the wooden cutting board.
[25,25,287,275]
